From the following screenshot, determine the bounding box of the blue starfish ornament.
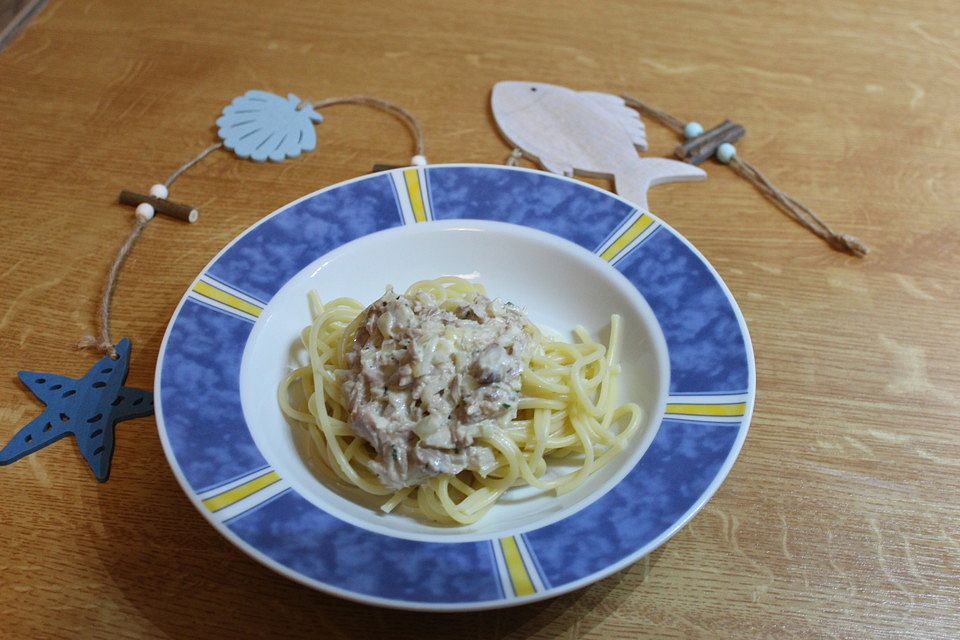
[0,338,153,482]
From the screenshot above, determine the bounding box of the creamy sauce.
[341,287,535,489]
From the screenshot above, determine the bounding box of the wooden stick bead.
[118,190,198,223]
[674,120,746,165]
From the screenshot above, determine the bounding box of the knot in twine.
[832,233,870,258]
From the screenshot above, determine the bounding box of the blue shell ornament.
[216,90,323,162]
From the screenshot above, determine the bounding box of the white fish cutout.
[491,81,705,209]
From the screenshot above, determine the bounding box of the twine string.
[619,94,685,135]
[77,218,149,359]
[301,95,425,157]
[620,93,868,257]
[728,156,869,257]
[80,94,424,357]
[165,142,223,189]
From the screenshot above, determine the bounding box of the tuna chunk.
[341,286,535,489]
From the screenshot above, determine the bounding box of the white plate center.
[240,219,669,543]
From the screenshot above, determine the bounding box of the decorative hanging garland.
[0,83,866,482]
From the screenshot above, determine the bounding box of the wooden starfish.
[0,338,154,481]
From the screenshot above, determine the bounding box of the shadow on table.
[92,445,657,639]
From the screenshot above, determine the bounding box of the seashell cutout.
[216,90,323,162]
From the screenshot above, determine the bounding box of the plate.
[155,164,755,610]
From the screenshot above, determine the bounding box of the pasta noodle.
[278,277,642,525]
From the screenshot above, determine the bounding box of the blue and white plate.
[155,164,755,611]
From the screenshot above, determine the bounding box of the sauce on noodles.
[342,286,535,489]
[278,277,642,525]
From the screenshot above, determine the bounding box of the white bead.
[135,202,155,222]
[149,183,169,199]
[716,142,736,164]
[683,121,704,140]
[411,155,427,166]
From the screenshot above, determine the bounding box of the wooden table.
[1,1,957,637]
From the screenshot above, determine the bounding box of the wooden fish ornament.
[491,81,705,209]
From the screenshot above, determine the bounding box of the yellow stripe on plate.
[193,281,262,317]
[600,214,654,262]
[403,168,428,223]
[499,536,536,596]
[666,402,746,417]
[202,470,280,512]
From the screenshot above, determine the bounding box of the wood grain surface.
[1,1,958,638]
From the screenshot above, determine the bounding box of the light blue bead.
[683,121,704,140]
[716,142,736,164]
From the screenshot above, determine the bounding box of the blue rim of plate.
[155,164,755,611]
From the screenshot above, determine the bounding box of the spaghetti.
[278,277,641,525]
